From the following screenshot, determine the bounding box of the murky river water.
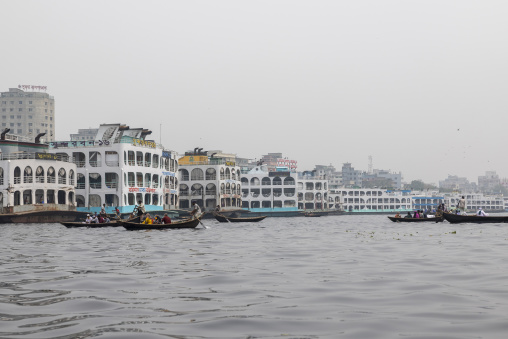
[1,215,508,339]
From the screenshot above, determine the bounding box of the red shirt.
[162,216,172,224]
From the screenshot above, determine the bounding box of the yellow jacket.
[143,217,153,224]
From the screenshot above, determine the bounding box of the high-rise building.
[0,87,55,142]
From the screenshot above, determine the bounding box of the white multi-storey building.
[297,171,329,210]
[0,87,55,142]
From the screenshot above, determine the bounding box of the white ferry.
[240,164,299,216]
[334,188,414,213]
[178,149,242,211]
[0,129,80,223]
[48,123,179,216]
[297,171,329,211]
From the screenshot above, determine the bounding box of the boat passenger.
[85,214,92,224]
[215,205,221,212]
[404,212,412,218]
[91,213,98,223]
[100,204,106,216]
[98,215,105,223]
[104,217,110,223]
[162,213,172,224]
[413,211,420,219]
[477,208,487,217]
[394,212,401,218]
[143,213,153,224]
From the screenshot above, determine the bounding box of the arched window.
[179,169,189,181]
[47,167,55,183]
[250,177,260,186]
[206,168,216,180]
[77,173,85,189]
[69,170,75,185]
[191,168,204,180]
[58,168,66,184]
[23,166,33,183]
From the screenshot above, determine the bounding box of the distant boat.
[212,212,266,223]
[387,216,443,223]
[122,213,205,230]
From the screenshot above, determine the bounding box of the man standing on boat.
[458,196,466,215]
[136,200,145,217]
[190,201,201,219]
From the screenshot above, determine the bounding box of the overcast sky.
[2,1,508,184]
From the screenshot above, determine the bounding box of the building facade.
[1,87,55,142]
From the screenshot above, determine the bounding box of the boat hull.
[442,213,508,224]
[61,221,122,228]
[0,210,89,224]
[122,213,204,230]
[212,212,266,223]
[388,216,444,223]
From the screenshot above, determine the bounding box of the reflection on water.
[1,216,508,338]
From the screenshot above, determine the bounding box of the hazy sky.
[2,1,508,184]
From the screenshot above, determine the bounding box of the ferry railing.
[58,178,66,184]
[106,181,118,188]
[89,161,100,167]
[0,152,74,162]
[206,175,216,180]
[76,183,85,189]
[128,181,136,187]
[23,176,33,183]
[0,178,3,185]
[69,179,75,185]
[181,175,189,181]
[106,161,119,167]
[180,192,190,196]
[74,161,86,167]
[47,177,56,184]
[205,190,216,195]
[90,183,101,189]
[35,176,44,183]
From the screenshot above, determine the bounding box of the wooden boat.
[212,212,266,223]
[442,212,508,224]
[388,216,444,223]
[122,213,205,230]
[60,220,123,228]
[304,212,321,217]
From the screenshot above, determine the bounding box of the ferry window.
[128,193,135,205]
[136,152,143,166]
[144,194,151,205]
[136,172,143,187]
[89,194,101,207]
[89,173,101,189]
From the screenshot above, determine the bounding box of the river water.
[1,215,508,339]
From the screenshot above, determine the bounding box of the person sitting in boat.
[143,213,153,224]
[162,213,172,224]
[85,214,92,224]
[477,208,487,216]
[153,215,162,224]
[394,212,401,218]
[100,204,106,216]
[104,216,111,223]
[404,212,412,218]
[190,202,201,219]
[413,210,420,218]
[215,205,221,212]
[421,210,427,218]
[91,213,98,223]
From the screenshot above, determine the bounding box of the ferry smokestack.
[1,128,10,140]
[35,133,46,144]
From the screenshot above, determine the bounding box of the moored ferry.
[241,164,299,216]
[178,149,242,211]
[48,123,179,216]
[335,188,414,214]
[0,129,81,223]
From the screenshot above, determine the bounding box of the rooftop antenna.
[368,155,373,174]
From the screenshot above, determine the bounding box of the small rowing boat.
[122,213,205,230]
[212,212,266,223]
[387,216,444,223]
